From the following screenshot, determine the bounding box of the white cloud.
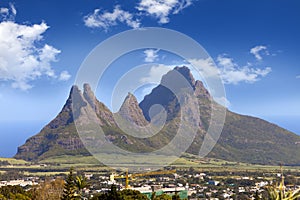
[0,3,16,21]
[140,64,173,83]
[0,8,9,15]
[0,19,68,90]
[144,49,159,62]
[188,55,271,85]
[10,3,16,16]
[173,0,193,14]
[59,71,71,81]
[83,5,140,30]
[217,54,271,84]
[84,0,193,29]
[216,54,235,68]
[188,57,219,79]
[136,0,193,24]
[296,75,300,79]
[139,53,271,87]
[250,45,269,61]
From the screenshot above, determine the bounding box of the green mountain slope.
[14,67,300,165]
[210,111,300,165]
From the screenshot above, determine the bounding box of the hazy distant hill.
[14,67,300,165]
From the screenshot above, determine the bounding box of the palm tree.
[263,164,300,200]
[265,182,300,200]
[74,175,88,199]
[151,191,156,200]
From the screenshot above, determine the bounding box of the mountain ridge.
[14,66,300,165]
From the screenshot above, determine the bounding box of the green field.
[0,157,29,165]
[1,154,300,177]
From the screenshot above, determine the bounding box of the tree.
[0,194,6,200]
[119,189,148,200]
[108,184,122,200]
[154,193,172,200]
[0,185,31,200]
[151,191,157,200]
[172,193,181,200]
[254,190,261,200]
[62,168,77,200]
[264,182,300,200]
[92,185,149,200]
[92,184,122,200]
[74,175,88,199]
[31,178,64,200]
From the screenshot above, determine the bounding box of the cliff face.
[14,67,300,165]
[83,83,116,126]
[118,93,148,126]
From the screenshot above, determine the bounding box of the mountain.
[14,67,300,165]
[117,93,148,126]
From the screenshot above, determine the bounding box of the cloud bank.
[84,0,194,30]
[0,5,70,90]
[217,54,271,84]
[188,54,271,85]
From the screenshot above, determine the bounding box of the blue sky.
[0,0,299,157]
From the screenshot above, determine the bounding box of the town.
[1,159,300,199]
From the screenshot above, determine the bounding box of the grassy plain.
[1,154,300,177]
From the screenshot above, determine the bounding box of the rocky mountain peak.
[161,66,195,89]
[119,93,138,110]
[174,66,196,85]
[83,83,93,96]
[83,83,96,108]
[69,85,87,106]
[118,92,148,126]
[194,80,211,98]
[70,85,81,94]
[82,83,116,126]
[140,66,198,121]
[123,92,135,101]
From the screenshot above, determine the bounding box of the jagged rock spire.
[194,80,210,98]
[83,83,96,109]
[118,92,148,126]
